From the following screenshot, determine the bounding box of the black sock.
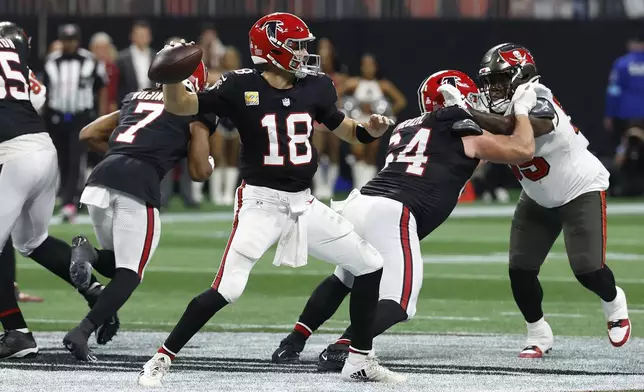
[86,268,139,326]
[1,238,16,283]
[509,268,544,323]
[290,275,351,343]
[29,236,99,290]
[95,249,116,279]
[346,268,382,352]
[0,250,26,330]
[163,288,228,355]
[575,267,617,302]
[340,299,408,343]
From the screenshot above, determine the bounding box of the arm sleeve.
[197,71,235,118]
[605,60,623,118]
[315,75,345,131]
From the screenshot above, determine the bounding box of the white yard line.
[499,312,588,319]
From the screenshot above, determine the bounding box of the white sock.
[15,328,30,334]
[209,167,223,204]
[191,182,204,204]
[327,163,339,196]
[223,167,239,201]
[527,317,547,333]
[347,351,368,366]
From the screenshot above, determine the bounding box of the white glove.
[208,156,215,170]
[511,83,537,116]
[531,82,553,100]
[437,84,467,110]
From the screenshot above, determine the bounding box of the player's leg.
[272,268,352,364]
[509,191,561,358]
[140,184,285,386]
[307,195,404,382]
[560,191,630,347]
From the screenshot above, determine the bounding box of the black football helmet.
[0,21,31,59]
[478,43,538,113]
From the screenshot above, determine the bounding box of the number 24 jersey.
[197,68,345,192]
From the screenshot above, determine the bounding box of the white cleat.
[602,286,631,347]
[138,353,172,387]
[519,318,553,358]
[341,352,406,383]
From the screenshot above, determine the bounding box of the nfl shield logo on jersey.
[244,91,259,106]
[282,98,291,107]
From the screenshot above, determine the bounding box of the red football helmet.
[417,70,480,113]
[249,12,319,78]
[182,60,208,93]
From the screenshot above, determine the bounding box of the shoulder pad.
[530,98,556,120]
[435,106,472,122]
[452,118,483,137]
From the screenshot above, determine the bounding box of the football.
[148,44,203,84]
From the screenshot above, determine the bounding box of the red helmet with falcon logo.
[249,12,319,79]
[417,70,480,113]
[478,43,539,113]
[182,60,208,93]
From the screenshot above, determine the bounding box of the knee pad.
[333,266,355,289]
[353,236,384,276]
[15,232,48,257]
[215,248,253,304]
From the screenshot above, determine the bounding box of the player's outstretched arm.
[79,110,120,153]
[162,83,198,116]
[187,121,214,181]
[462,115,535,165]
[331,115,393,144]
[470,109,554,137]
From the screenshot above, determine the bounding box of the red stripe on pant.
[212,182,246,290]
[600,191,607,268]
[0,308,20,318]
[137,204,155,278]
[399,206,413,312]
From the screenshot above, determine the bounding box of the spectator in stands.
[312,38,347,199]
[613,123,644,196]
[605,31,644,150]
[193,47,242,205]
[115,20,155,106]
[339,53,406,189]
[89,32,118,112]
[199,25,227,83]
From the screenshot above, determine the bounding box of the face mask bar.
[285,38,320,78]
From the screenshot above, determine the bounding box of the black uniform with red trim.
[0,40,46,143]
[361,106,480,239]
[86,89,218,208]
[196,68,344,192]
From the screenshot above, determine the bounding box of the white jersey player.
[472,43,630,358]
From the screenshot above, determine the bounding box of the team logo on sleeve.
[244,91,260,106]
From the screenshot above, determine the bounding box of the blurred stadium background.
[2,3,644,390]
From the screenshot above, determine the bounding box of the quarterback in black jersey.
[272,70,540,371]
[60,62,216,361]
[139,13,402,385]
[0,22,119,360]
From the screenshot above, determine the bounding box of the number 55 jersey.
[508,83,609,208]
[361,106,480,240]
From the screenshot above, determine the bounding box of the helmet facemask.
[284,37,320,78]
[479,69,518,114]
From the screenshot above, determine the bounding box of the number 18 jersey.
[509,84,609,208]
[361,106,480,239]
[86,90,217,208]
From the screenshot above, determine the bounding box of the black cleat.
[70,235,98,291]
[63,327,96,362]
[0,330,38,359]
[82,283,120,345]
[271,334,305,364]
[317,343,349,372]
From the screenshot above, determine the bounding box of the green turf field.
[15,205,644,339]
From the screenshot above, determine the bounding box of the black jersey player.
[139,13,403,385]
[61,62,216,361]
[271,70,539,371]
[0,21,119,359]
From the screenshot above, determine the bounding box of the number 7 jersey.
[196,68,345,192]
[509,83,609,208]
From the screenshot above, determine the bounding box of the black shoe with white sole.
[271,334,305,364]
[317,343,349,372]
[70,235,98,291]
[0,330,38,359]
[63,325,96,362]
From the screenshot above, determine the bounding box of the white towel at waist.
[273,191,312,268]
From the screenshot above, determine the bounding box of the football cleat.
[317,343,349,372]
[82,282,120,345]
[0,330,38,359]
[63,326,96,362]
[271,334,305,364]
[341,352,406,383]
[519,319,553,358]
[602,286,631,347]
[70,235,98,291]
[138,353,172,387]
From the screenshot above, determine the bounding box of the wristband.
[356,124,379,144]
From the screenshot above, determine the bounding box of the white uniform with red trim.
[509,83,609,208]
